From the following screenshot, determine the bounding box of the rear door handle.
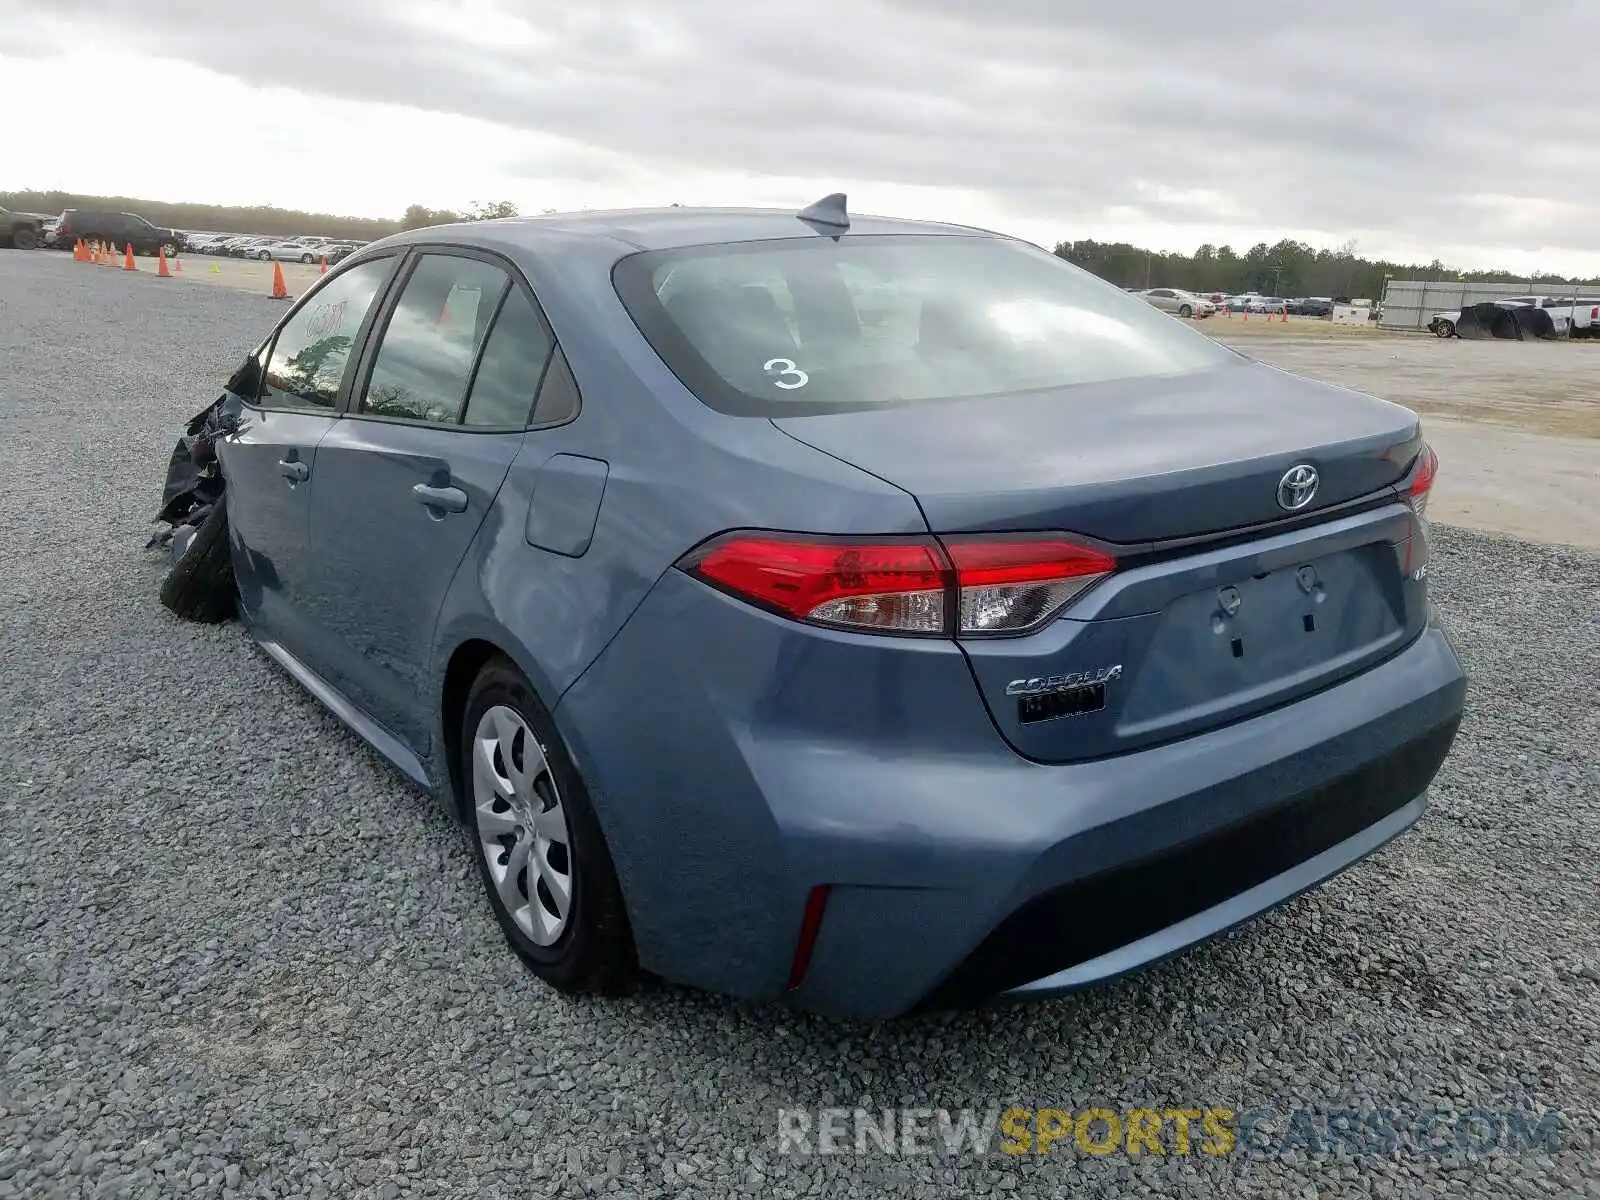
[413,483,468,514]
[277,458,309,482]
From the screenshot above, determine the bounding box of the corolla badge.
[1276,464,1319,511]
[1005,665,1123,696]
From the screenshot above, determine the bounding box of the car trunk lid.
[773,360,1420,545]
[773,360,1430,762]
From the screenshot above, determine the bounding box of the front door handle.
[277,458,309,483]
[413,483,468,514]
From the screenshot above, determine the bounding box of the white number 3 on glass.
[763,357,809,390]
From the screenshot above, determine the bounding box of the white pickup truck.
[1429,294,1599,338]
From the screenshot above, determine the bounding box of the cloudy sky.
[3,1,1598,272]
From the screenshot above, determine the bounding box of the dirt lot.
[1206,319,1599,549]
[1212,318,1599,439]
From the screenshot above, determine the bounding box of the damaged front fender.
[148,392,249,549]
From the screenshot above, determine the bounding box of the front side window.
[258,257,394,410]
[614,234,1235,416]
[360,254,509,424]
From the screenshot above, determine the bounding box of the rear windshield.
[612,234,1234,416]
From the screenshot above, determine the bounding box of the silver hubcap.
[472,705,572,945]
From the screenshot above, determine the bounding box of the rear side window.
[613,235,1234,416]
[258,258,394,410]
[359,254,509,424]
[462,287,555,427]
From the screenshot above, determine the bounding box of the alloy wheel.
[471,704,573,946]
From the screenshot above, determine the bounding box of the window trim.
[340,242,577,435]
[243,252,403,414]
[344,249,512,428]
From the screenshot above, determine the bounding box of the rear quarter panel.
[426,232,929,787]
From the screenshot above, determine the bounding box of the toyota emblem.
[1276,464,1319,511]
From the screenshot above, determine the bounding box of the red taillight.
[1409,443,1438,520]
[944,535,1117,635]
[686,534,949,633]
[1405,443,1438,576]
[682,531,1115,636]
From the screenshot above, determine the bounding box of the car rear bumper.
[556,571,1467,1019]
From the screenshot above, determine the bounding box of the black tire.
[300,253,314,264]
[12,227,39,251]
[159,495,236,623]
[1178,304,1193,318]
[1433,320,1454,339]
[462,657,637,994]
[257,250,271,260]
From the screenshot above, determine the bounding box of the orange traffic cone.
[319,256,328,274]
[173,255,183,274]
[72,239,83,261]
[157,248,171,277]
[123,243,137,271]
[269,261,291,300]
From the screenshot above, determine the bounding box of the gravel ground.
[1,249,1597,1199]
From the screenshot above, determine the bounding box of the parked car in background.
[1428,294,1593,338]
[227,237,275,258]
[54,209,185,256]
[1289,297,1334,318]
[1229,294,1286,315]
[248,240,327,263]
[151,201,1465,1018]
[1,206,48,250]
[183,233,231,254]
[1137,288,1214,318]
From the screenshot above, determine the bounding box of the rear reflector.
[681,531,1116,637]
[786,885,831,991]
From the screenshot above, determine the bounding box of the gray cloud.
[8,0,1600,261]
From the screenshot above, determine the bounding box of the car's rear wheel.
[462,658,637,993]
[13,227,38,251]
[160,241,177,258]
[1434,320,1455,339]
[1178,304,1193,318]
[159,495,236,623]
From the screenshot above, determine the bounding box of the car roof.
[379,205,1007,256]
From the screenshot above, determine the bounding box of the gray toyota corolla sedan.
[155,196,1468,1018]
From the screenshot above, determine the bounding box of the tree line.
[0,191,525,240]
[1,190,402,240]
[1052,237,1598,300]
[7,189,1591,295]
